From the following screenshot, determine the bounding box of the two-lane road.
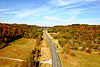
[45,31,62,67]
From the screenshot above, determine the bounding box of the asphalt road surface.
[45,31,62,67]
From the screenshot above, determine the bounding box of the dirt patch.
[39,31,51,67]
[60,53,78,67]
[39,41,51,61]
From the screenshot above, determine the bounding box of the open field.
[0,38,36,67]
[47,32,100,67]
[60,50,100,67]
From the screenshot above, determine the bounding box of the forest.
[0,23,43,48]
[48,24,100,54]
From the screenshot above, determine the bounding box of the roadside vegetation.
[47,24,100,67]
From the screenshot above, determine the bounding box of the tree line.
[0,23,43,48]
[48,24,100,54]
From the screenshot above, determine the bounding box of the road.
[45,31,62,67]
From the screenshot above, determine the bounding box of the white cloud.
[43,16,65,21]
[61,4,82,9]
[43,8,87,22]
[0,9,8,11]
[16,7,50,18]
[3,12,17,14]
[16,11,35,18]
[43,16,56,19]
[63,8,87,21]
[51,0,96,6]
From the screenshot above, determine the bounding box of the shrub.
[58,38,67,47]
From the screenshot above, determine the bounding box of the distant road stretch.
[45,31,62,67]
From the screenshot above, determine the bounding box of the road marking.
[56,50,59,52]
[0,57,23,61]
[40,59,52,64]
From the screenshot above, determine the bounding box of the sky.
[0,0,100,26]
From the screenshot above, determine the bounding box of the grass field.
[60,50,100,67]
[0,38,36,67]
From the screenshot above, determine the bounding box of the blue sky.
[0,0,100,26]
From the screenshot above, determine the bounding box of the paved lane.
[45,31,62,67]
